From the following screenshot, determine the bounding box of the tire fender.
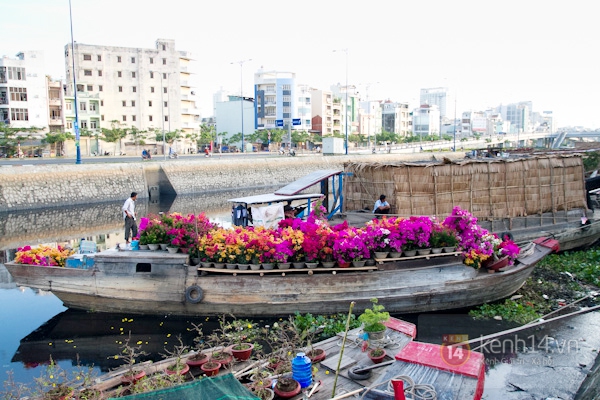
[185,285,203,303]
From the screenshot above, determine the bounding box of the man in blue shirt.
[373,194,391,215]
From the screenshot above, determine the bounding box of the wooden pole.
[331,301,355,399]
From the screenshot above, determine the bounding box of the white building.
[63,39,200,138]
[330,84,358,138]
[381,101,411,137]
[420,87,448,118]
[215,98,254,152]
[412,104,440,137]
[358,100,383,146]
[0,51,49,130]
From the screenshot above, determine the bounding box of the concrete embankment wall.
[0,152,460,212]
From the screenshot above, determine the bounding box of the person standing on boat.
[373,194,391,215]
[122,192,138,243]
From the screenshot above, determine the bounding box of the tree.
[128,126,147,154]
[42,132,74,156]
[0,123,44,157]
[101,120,127,155]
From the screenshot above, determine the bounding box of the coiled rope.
[358,374,438,400]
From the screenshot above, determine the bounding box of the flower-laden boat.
[5,205,559,317]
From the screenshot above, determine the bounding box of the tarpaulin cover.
[110,373,258,400]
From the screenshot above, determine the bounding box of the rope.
[358,374,438,400]
[336,333,404,351]
[516,242,535,258]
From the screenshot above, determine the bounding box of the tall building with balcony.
[310,89,333,136]
[46,77,65,132]
[0,51,49,129]
[381,101,411,137]
[330,84,358,138]
[64,39,200,137]
[420,87,448,118]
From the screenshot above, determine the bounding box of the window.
[163,87,167,93]
[80,120,87,128]
[164,101,168,107]
[117,56,122,62]
[90,102,97,111]
[132,86,137,93]
[148,101,152,106]
[162,73,167,79]
[164,116,168,122]
[98,70,103,76]
[90,120,98,129]
[150,57,154,64]
[77,84,84,92]
[131,57,135,63]
[131,100,135,107]
[83,54,92,61]
[87,85,93,91]
[122,100,126,107]
[9,87,27,101]
[84,70,92,76]
[118,86,123,92]
[100,100,104,106]
[162,58,166,65]
[132,72,136,78]
[98,85,103,92]
[123,115,127,121]
[11,108,28,121]
[97,55,102,61]
[149,115,153,121]
[150,87,155,93]
[65,102,72,111]
[132,115,136,122]
[118,71,122,77]
[150,71,154,78]
[7,67,26,81]
[80,102,86,111]
[162,44,166,51]
[101,115,104,121]
[66,121,73,128]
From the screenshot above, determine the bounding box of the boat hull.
[4,243,554,317]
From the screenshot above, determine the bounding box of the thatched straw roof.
[343,154,587,220]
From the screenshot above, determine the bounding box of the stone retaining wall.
[0,152,461,211]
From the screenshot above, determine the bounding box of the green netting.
[110,373,259,400]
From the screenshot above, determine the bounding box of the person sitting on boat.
[284,205,296,219]
[373,194,391,215]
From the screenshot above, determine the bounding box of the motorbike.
[169,152,179,159]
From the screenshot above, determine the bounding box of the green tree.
[101,120,127,155]
[0,123,44,157]
[128,126,147,151]
[42,132,74,156]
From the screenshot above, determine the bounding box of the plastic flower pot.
[201,361,221,377]
[231,343,254,361]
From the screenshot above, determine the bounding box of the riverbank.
[0,151,463,211]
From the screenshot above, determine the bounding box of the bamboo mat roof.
[343,154,588,220]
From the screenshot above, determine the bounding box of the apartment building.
[358,100,382,145]
[330,84,358,138]
[413,104,440,137]
[0,51,49,130]
[310,89,334,136]
[381,101,411,137]
[254,70,308,130]
[420,87,448,118]
[63,39,200,137]
[46,76,65,132]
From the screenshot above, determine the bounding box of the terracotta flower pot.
[337,261,350,268]
[368,348,386,364]
[231,343,254,361]
[274,378,301,399]
[120,370,146,384]
[307,348,326,363]
[210,352,233,366]
[201,361,221,377]
[483,255,510,271]
[186,352,210,367]
[165,363,189,375]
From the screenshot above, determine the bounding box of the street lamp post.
[231,59,252,153]
[333,49,349,155]
[68,0,81,164]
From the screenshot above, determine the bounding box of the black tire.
[348,365,372,380]
[185,285,203,303]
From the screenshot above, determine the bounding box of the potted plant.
[367,347,386,364]
[429,225,459,253]
[117,333,149,385]
[358,298,390,340]
[44,383,74,400]
[200,361,221,377]
[227,318,258,361]
[273,377,301,399]
[161,335,190,377]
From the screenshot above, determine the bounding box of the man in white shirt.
[373,194,391,215]
[122,192,138,243]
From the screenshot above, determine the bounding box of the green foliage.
[469,299,540,325]
[583,151,600,173]
[536,249,600,287]
[101,120,127,143]
[358,298,390,332]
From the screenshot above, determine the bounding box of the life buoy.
[185,285,203,303]
[499,231,514,241]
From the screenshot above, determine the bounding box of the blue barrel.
[130,240,139,250]
[292,352,313,388]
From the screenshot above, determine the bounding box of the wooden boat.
[340,154,600,251]
[4,237,558,317]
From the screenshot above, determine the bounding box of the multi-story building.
[0,51,49,129]
[46,77,65,132]
[412,104,440,138]
[63,39,200,139]
[381,101,411,137]
[330,84,358,138]
[496,102,532,133]
[420,87,448,118]
[358,100,382,146]
[310,89,334,136]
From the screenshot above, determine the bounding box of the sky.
[3,0,599,129]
